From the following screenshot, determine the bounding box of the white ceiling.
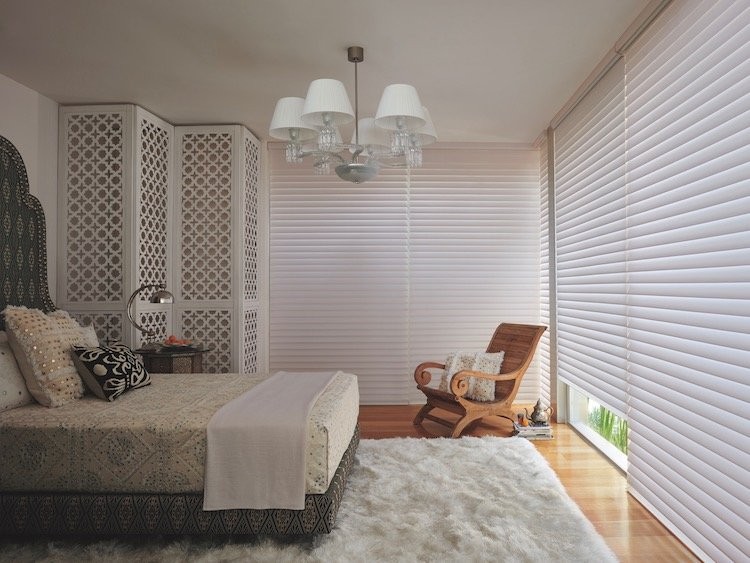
[0,0,650,144]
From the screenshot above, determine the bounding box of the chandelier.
[269,46,437,184]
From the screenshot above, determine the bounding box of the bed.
[0,134,360,536]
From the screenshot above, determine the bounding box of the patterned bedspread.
[0,372,359,495]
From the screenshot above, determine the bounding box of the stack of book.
[513,422,553,440]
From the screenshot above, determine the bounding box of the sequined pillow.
[72,343,151,401]
[3,306,99,407]
[439,351,505,401]
[0,331,34,411]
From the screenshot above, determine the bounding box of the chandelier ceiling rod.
[349,46,362,149]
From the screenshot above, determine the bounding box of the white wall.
[0,73,59,299]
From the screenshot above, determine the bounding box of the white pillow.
[470,351,505,401]
[440,352,475,393]
[0,331,34,412]
[3,307,99,407]
[439,350,506,401]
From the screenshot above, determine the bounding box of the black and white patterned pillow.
[71,343,151,401]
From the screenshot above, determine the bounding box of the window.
[568,386,627,471]
[268,144,541,404]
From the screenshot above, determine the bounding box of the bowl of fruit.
[162,335,195,350]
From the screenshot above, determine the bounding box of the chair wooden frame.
[413,323,547,438]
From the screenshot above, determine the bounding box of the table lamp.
[126,283,174,336]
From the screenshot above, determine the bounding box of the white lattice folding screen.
[58,105,132,343]
[240,135,262,374]
[174,125,263,374]
[59,106,265,374]
[59,105,174,346]
[133,108,173,346]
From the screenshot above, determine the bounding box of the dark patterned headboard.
[0,135,55,329]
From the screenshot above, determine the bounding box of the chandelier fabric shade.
[350,117,390,150]
[269,46,437,183]
[301,79,355,127]
[414,107,437,146]
[374,84,426,131]
[269,97,318,142]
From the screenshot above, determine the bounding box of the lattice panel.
[243,136,260,301]
[136,310,168,347]
[64,112,125,303]
[137,118,170,297]
[69,311,123,344]
[180,309,231,373]
[179,133,233,301]
[242,307,258,373]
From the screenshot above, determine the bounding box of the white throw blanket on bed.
[203,370,337,510]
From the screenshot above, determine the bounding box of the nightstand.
[135,346,213,374]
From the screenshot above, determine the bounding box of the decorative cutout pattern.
[242,308,258,373]
[64,112,125,303]
[180,309,231,372]
[137,118,170,297]
[179,133,233,301]
[243,136,260,301]
[137,311,168,346]
[69,312,123,344]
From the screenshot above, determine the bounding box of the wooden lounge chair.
[413,323,547,438]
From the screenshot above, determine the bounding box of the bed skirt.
[0,425,359,537]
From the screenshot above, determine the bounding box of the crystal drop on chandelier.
[314,156,331,175]
[408,145,423,168]
[391,130,411,156]
[318,126,337,152]
[285,142,303,163]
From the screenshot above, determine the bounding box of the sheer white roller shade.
[539,135,552,407]
[269,144,542,404]
[554,59,628,417]
[407,147,541,403]
[268,149,410,404]
[625,1,750,560]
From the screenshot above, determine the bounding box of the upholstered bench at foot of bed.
[0,425,359,537]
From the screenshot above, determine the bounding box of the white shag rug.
[0,437,616,562]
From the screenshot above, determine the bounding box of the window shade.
[554,59,628,417]
[269,144,542,405]
[407,147,541,404]
[539,135,552,408]
[268,150,410,404]
[625,1,750,560]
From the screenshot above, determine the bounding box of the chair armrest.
[414,361,446,386]
[449,368,524,397]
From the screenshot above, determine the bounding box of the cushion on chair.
[440,352,474,393]
[439,351,505,401]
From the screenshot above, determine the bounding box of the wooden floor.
[358,405,699,563]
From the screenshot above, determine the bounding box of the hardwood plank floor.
[358,404,699,562]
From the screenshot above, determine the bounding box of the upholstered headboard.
[0,135,55,329]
